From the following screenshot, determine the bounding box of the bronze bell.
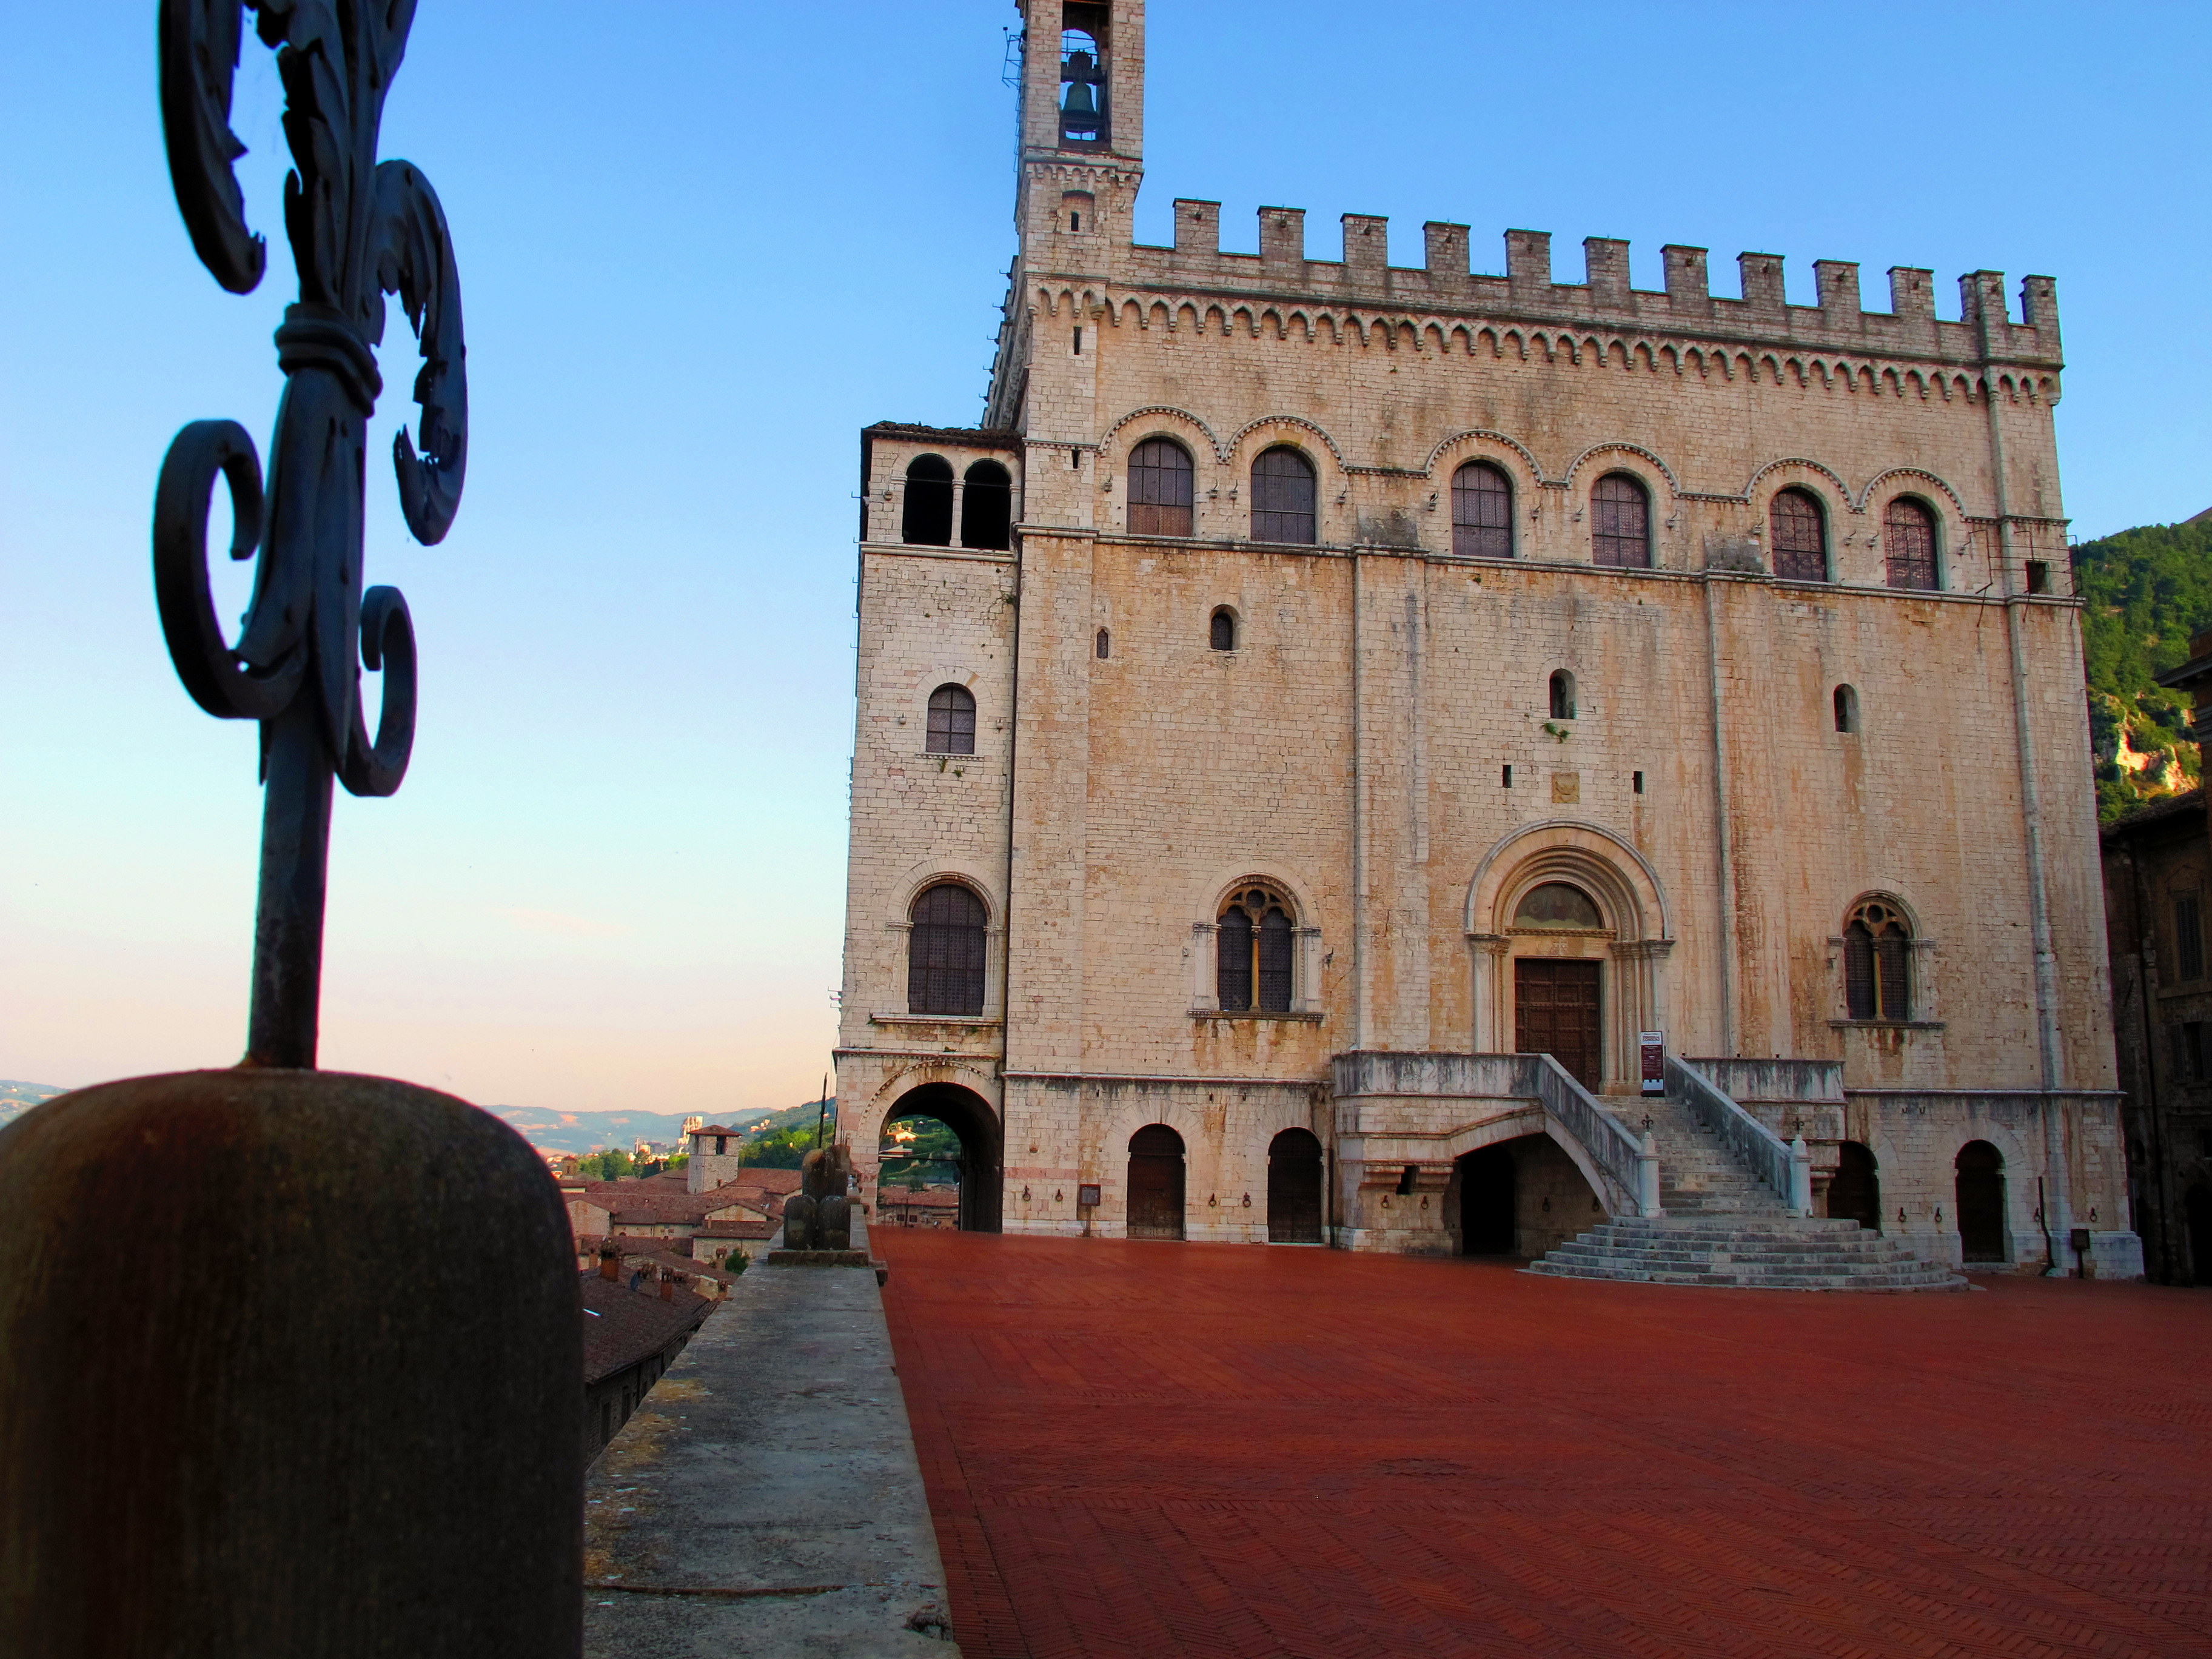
[1061,53,1102,133]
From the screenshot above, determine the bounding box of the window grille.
[1769,488,1828,580]
[1451,460,1512,558]
[925,685,976,755]
[1251,447,1316,544]
[1209,608,1236,651]
[1217,886,1295,1012]
[1844,899,1911,1020]
[1127,437,1193,537]
[1883,498,1938,590]
[908,883,987,1016]
[1591,473,1651,567]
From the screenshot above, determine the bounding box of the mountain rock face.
[2076,518,2212,820]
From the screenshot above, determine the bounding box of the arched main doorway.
[1458,1144,1518,1255]
[1829,1142,1882,1232]
[1267,1128,1324,1243]
[2185,1184,2212,1287]
[1954,1141,2007,1264]
[876,1082,1002,1232]
[1127,1124,1185,1240]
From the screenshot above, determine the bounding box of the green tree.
[2073,518,2212,821]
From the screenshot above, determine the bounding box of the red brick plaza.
[874,1231,2212,1659]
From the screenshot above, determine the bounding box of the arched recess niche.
[1464,822,1674,1093]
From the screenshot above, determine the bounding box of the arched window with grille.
[1591,472,1651,568]
[1128,437,1194,537]
[1883,497,1939,591]
[908,883,987,1016]
[1769,487,1828,581]
[1452,460,1513,558]
[960,460,1011,550]
[1218,886,1295,1013]
[1209,607,1236,651]
[925,685,975,755]
[1844,898,1912,1021]
[902,455,954,546]
[1251,446,1316,544]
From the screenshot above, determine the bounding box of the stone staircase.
[1527,1095,1967,1292]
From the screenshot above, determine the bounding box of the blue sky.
[2,2,2205,1114]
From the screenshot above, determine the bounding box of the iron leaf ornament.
[153,0,466,1067]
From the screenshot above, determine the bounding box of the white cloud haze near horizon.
[4,1,2207,1113]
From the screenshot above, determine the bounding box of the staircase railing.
[1667,1055,1813,1215]
[1524,1053,1662,1218]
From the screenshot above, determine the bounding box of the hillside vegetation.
[2073,517,2212,821]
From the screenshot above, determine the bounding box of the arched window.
[960,460,1011,551]
[1209,607,1236,651]
[1095,628,1110,660]
[1834,684,1858,733]
[1549,670,1577,720]
[1127,437,1194,537]
[1769,488,1828,581]
[1591,472,1651,568]
[1844,898,1911,1020]
[1513,882,1604,929]
[925,685,976,755]
[1218,886,1295,1013]
[908,883,987,1016]
[1883,497,1939,591]
[1251,446,1316,544]
[1451,460,1513,558]
[902,455,954,546]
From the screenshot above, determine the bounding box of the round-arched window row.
[925,685,975,755]
[900,455,1013,551]
[1591,472,1651,568]
[908,882,987,1016]
[1251,446,1316,545]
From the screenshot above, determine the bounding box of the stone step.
[1527,1213,1968,1294]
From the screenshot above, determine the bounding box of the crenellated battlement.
[1054,204,2060,368]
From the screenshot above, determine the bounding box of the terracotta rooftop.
[577,1272,712,1387]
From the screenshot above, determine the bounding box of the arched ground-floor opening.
[2185,1184,2212,1287]
[877,1082,1002,1233]
[1452,1133,1603,1259]
[1267,1128,1324,1243]
[1955,1141,2007,1264]
[1829,1141,1882,1232]
[1127,1124,1186,1241]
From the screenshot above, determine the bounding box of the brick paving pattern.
[875,1232,2212,1659]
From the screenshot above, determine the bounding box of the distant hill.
[0,1081,70,1131]
[2073,518,2212,822]
[488,1094,833,1157]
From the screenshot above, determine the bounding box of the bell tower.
[1014,0,1144,255]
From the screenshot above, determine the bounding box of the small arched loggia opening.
[1834,684,1859,734]
[876,1082,1002,1232]
[1954,1141,2007,1264]
[960,460,1012,551]
[1267,1128,1324,1243]
[1829,1141,1881,1231]
[1127,1124,1185,1240]
[1549,670,1577,720]
[902,455,954,546]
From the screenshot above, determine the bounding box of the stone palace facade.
[831,0,2140,1276]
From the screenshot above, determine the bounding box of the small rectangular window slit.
[1633,771,1644,794]
[2026,560,2050,595]
[1501,764,1513,788]
[1073,326,1082,355]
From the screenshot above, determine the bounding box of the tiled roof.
[578,1273,713,1386]
[695,1218,777,1239]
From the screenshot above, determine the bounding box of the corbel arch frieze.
[1223,413,1350,472]
[1099,404,1224,463]
[1852,466,1970,521]
[1558,441,1681,497]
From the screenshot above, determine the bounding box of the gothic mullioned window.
[1883,497,1939,591]
[925,685,976,755]
[1128,437,1194,537]
[908,883,988,1016]
[902,455,954,546]
[1769,488,1828,581]
[1218,886,1295,1013]
[1452,460,1513,558]
[1591,473,1651,567]
[1844,898,1911,1021]
[1251,447,1316,544]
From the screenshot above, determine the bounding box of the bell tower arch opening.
[875,1082,1002,1233]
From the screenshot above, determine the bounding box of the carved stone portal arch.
[1464,821,1674,1093]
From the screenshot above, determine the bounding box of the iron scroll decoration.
[154,0,465,1067]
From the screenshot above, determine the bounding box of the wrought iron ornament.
[155,0,466,1067]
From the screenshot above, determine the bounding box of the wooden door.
[1515,959,1601,1090]
[1127,1124,1185,1239]
[1267,1129,1324,1243]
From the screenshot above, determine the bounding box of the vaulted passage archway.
[1127,1124,1186,1240]
[1266,1128,1323,1243]
[879,1082,1002,1232]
